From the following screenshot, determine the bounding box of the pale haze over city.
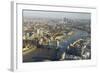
[23,10,91,20]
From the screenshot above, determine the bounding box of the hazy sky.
[23,10,91,19]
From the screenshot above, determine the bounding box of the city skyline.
[22,10,91,62]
